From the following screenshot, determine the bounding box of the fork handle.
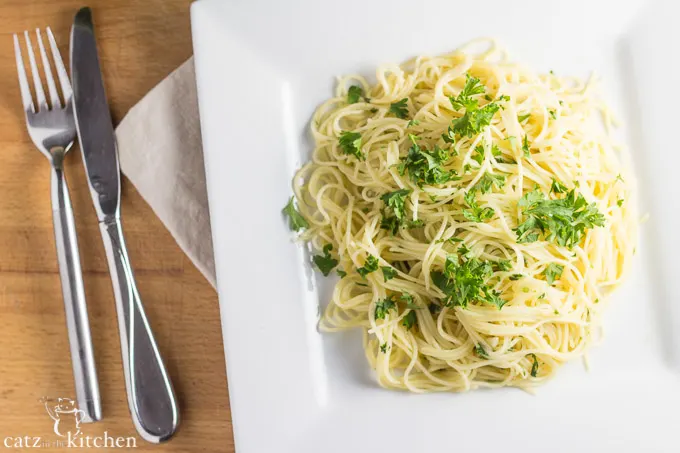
[99,216,179,443]
[50,159,101,423]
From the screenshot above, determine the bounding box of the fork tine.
[36,28,61,109]
[24,31,48,112]
[13,34,35,113]
[46,27,72,102]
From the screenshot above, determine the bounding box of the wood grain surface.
[0,1,233,451]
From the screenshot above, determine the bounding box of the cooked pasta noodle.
[289,39,636,392]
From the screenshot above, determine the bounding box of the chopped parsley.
[407,119,420,128]
[397,134,456,186]
[430,247,507,309]
[357,255,379,278]
[473,172,506,194]
[548,109,557,119]
[380,189,411,234]
[312,244,338,276]
[522,135,531,159]
[463,190,494,223]
[449,74,487,110]
[338,131,363,160]
[494,260,513,272]
[402,311,417,330]
[509,274,523,281]
[441,124,456,144]
[347,85,363,104]
[514,188,606,249]
[400,292,419,309]
[453,102,500,138]
[389,98,409,119]
[337,269,347,278]
[380,343,389,353]
[617,198,624,207]
[472,145,485,165]
[282,197,309,231]
[518,113,531,123]
[474,344,489,358]
[542,263,564,285]
[381,266,398,282]
[448,74,501,138]
[550,178,568,194]
[374,295,396,320]
[529,353,539,377]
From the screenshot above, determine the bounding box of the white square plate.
[191,1,680,451]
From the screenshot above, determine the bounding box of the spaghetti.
[288,39,636,392]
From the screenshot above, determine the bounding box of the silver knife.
[70,7,179,443]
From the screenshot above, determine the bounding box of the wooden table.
[0,1,233,451]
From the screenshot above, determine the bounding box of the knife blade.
[70,7,119,222]
[71,6,180,443]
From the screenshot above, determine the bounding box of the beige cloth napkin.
[115,58,216,288]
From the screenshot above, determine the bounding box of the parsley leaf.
[389,98,409,119]
[509,274,523,281]
[463,190,495,223]
[514,188,606,249]
[357,255,379,278]
[282,197,309,232]
[312,244,338,276]
[400,292,419,309]
[397,135,456,186]
[550,178,568,194]
[617,198,624,207]
[381,266,398,282]
[494,259,513,272]
[407,119,420,128]
[449,74,486,111]
[473,172,506,194]
[337,269,347,278]
[453,102,500,138]
[472,145,485,165]
[338,131,363,160]
[441,124,456,144]
[374,295,396,320]
[380,343,388,353]
[430,247,507,309]
[380,189,411,234]
[518,113,531,123]
[529,353,539,377]
[542,263,564,285]
[402,310,417,330]
[522,135,531,159]
[548,109,557,119]
[347,85,363,104]
[447,74,500,137]
[474,344,489,359]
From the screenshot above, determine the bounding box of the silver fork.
[13,28,101,423]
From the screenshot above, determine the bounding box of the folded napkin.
[115,58,216,288]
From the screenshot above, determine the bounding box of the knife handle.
[99,217,179,443]
[50,161,102,423]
